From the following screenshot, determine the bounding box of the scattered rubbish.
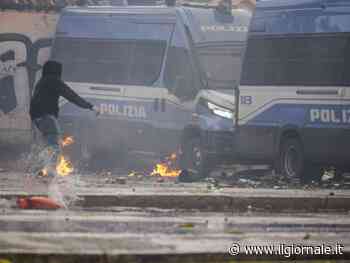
[225,229,244,235]
[177,169,198,183]
[178,223,194,229]
[99,171,112,177]
[303,233,311,240]
[128,171,136,177]
[114,177,127,184]
[17,196,63,210]
[157,177,165,183]
[205,177,219,186]
[322,170,335,182]
[238,178,249,184]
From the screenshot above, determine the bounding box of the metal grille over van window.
[52,38,167,85]
[52,19,173,85]
[241,34,349,86]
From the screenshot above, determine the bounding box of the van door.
[338,13,350,166]
[155,23,196,154]
[302,11,350,165]
[52,13,175,154]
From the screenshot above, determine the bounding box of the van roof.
[59,5,251,44]
[256,0,323,10]
[250,0,350,35]
[63,5,177,15]
[256,0,350,10]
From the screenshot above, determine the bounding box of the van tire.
[279,137,305,181]
[179,137,211,180]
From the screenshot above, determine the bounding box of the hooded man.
[30,60,98,176]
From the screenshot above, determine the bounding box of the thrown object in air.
[17,196,63,210]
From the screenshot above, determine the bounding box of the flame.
[38,136,75,177]
[62,136,74,147]
[56,155,74,177]
[151,153,181,177]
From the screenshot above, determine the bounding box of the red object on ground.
[17,196,63,209]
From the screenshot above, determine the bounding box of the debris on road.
[113,177,127,184]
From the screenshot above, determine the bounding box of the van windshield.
[197,43,244,89]
[52,17,173,85]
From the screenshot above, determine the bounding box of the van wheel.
[280,138,305,181]
[179,137,211,180]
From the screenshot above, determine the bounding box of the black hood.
[42,60,62,78]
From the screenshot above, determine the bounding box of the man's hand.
[92,105,100,116]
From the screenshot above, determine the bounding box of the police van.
[51,3,251,174]
[235,0,350,181]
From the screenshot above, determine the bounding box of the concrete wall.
[0,11,58,145]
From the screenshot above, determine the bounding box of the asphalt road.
[0,207,349,259]
[1,171,350,261]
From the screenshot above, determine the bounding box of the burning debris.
[150,153,181,178]
[56,155,74,177]
[61,136,74,147]
[39,136,74,177]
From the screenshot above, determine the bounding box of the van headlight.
[207,101,233,119]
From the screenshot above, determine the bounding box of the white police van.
[51,3,251,174]
[235,0,350,181]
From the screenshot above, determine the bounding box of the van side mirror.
[173,76,186,97]
[172,75,196,101]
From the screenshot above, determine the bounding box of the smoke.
[20,142,81,209]
[48,175,80,209]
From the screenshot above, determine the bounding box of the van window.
[197,44,243,89]
[52,20,173,86]
[241,34,348,86]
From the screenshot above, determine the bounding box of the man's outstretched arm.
[59,80,93,110]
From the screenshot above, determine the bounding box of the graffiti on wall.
[0,33,52,115]
[0,11,58,145]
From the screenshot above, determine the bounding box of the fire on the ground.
[40,136,74,177]
[151,153,181,177]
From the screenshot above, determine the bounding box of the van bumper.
[201,130,236,164]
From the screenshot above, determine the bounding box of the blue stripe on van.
[60,97,192,131]
[60,97,234,132]
[246,103,350,128]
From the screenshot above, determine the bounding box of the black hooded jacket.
[30,61,93,120]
